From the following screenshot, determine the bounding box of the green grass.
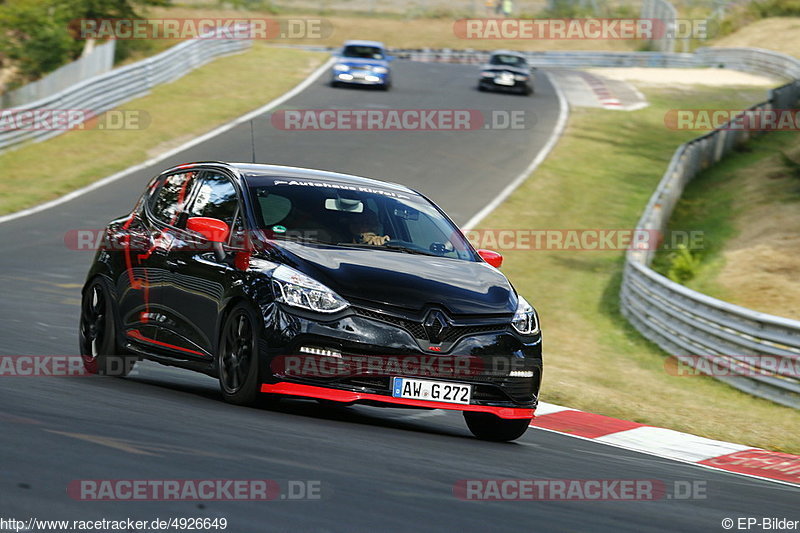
[653,129,800,309]
[478,86,800,453]
[0,44,327,215]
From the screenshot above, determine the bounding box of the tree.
[0,0,169,86]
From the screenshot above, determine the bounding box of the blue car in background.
[331,40,393,90]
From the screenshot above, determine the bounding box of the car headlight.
[481,71,494,78]
[511,295,540,335]
[514,74,529,81]
[372,66,388,74]
[333,64,350,72]
[272,265,349,313]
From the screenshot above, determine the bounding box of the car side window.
[150,171,198,227]
[186,173,239,227]
[185,172,246,247]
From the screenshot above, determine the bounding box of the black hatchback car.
[80,162,542,441]
[478,50,535,96]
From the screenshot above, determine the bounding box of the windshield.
[248,178,475,260]
[342,45,385,60]
[489,54,527,68]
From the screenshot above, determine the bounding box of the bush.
[666,244,702,283]
[749,0,800,17]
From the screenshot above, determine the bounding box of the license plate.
[495,76,515,86]
[392,377,471,404]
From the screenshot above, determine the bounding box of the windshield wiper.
[336,242,439,257]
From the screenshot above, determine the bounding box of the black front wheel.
[217,302,262,405]
[78,278,135,376]
[463,411,531,442]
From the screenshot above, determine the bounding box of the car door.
[157,170,244,357]
[114,178,163,343]
[121,169,201,356]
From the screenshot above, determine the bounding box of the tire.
[217,302,262,406]
[330,80,340,88]
[79,277,135,376]
[478,84,487,92]
[463,411,531,442]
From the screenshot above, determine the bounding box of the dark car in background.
[330,39,393,90]
[479,50,535,95]
[79,162,542,441]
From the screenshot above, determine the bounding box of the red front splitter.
[260,382,535,419]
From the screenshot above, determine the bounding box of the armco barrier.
[0,28,250,152]
[1,40,116,108]
[641,0,679,53]
[373,44,800,408]
[620,51,800,410]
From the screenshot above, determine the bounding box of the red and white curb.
[577,71,623,109]
[531,402,800,487]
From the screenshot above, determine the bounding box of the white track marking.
[596,426,752,463]
[462,71,570,231]
[0,57,336,226]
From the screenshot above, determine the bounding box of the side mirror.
[187,217,229,261]
[477,249,503,268]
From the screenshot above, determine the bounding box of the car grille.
[353,307,507,344]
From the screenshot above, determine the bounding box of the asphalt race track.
[0,61,797,532]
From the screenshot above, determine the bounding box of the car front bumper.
[480,77,531,91]
[259,305,542,419]
[332,71,389,85]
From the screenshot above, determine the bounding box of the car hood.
[335,57,390,69]
[481,63,531,76]
[266,241,516,315]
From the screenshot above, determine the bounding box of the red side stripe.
[127,329,204,356]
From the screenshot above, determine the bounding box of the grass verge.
[0,44,327,215]
[148,5,642,52]
[652,130,800,320]
[477,85,800,453]
[710,17,800,58]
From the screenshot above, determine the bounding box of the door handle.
[164,258,187,271]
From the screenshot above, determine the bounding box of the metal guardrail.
[5,35,799,406]
[620,49,800,409]
[368,44,800,408]
[1,40,116,108]
[0,29,250,152]
[641,0,679,53]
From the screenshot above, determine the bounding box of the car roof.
[342,40,386,49]
[490,50,527,58]
[167,162,415,194]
